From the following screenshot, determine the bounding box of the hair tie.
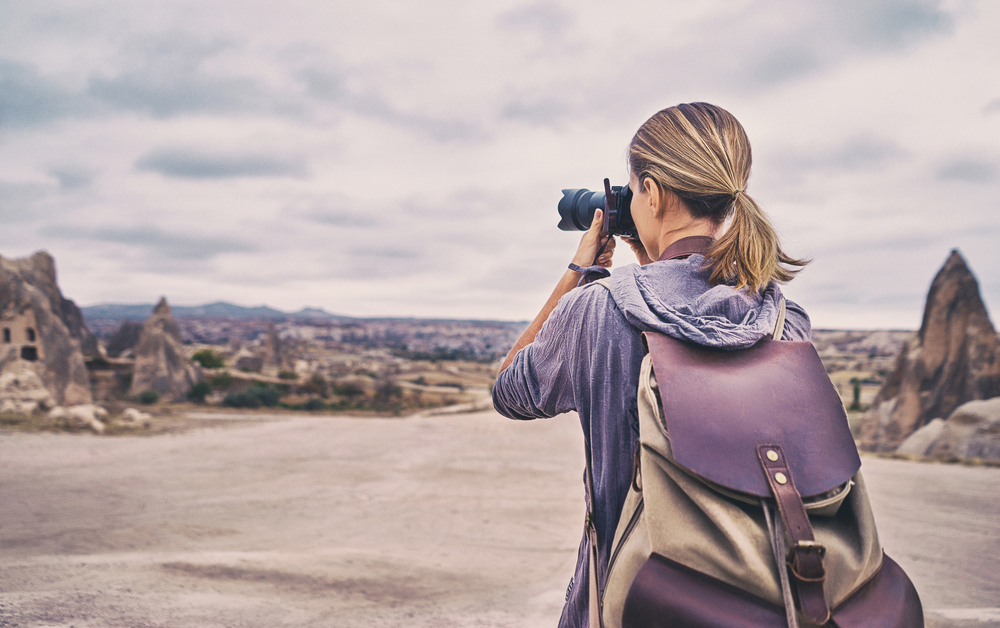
[732,189,743,197]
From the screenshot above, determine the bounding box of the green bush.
[374,380,403,404]
[188,381,212,403]
[303,397,325,411]
[278,370,298,380]
[222,392,260,409]
[192,349,226,369]
[209,372,234,389]
[137,389,160,405]
[249,383,281,407]
[332,382,366,398]
[300,373,328,397]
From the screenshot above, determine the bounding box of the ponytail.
[629,103,808,292]
[706,193,807,292]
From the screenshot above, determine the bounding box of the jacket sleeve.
[491,289,586,421]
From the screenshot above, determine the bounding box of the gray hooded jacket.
[492,248,810,628]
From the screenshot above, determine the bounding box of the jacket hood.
[606,255,787,350]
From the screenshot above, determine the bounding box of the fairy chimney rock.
[263,322,282,367]
[129,297,197,401]
[0,251,94,407]
[858,250,1000,452]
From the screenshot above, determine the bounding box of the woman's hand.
[625,237,654,265]
[571,209,616,268]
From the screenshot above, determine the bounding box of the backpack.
[585,288,923,628]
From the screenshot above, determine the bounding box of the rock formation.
[0,369,56,414]
[129,298,198,401]
[897,399,1000,461]
[858,250,1000,452]
[0,251,94,407]
[234,351,263,372]
[105,320,143,358]
[263,322,283,368]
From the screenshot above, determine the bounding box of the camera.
[557,178,636,238]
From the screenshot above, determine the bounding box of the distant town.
[81,300,913,419]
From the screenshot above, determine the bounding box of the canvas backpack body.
[586,290,923,628]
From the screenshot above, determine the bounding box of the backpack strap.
[772,297,787,340]
[586,275,611,627]
[758,445,831,625]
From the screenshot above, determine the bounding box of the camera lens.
[557,184,636,237]
[558,188,606,232]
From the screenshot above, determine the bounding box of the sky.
[1,0,998,329]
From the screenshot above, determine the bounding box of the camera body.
[557,178,636,238]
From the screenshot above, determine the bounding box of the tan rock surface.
[925,398,1000,461]
[0,250,94,406]
[859,250,1000,452]
[129,297,198,401]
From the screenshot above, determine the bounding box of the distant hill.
[81,301,352,322]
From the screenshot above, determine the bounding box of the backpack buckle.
[788,540,826,559]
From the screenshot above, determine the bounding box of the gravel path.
[1,410,997,627]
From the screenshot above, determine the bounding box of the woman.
[491,102,811,627]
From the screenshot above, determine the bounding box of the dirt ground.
[1,409,998,628]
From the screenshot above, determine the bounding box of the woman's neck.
[649,218,718,261]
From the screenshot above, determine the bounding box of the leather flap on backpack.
[643,332,860,498]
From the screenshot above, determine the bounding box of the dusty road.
[1,410,998,628]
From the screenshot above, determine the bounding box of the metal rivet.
[774,472,788,485]
[766,450,779,462]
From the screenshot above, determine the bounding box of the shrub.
[209,372,234,389]
[278,370,298,380]
[192,349,226,369]
[374,380,403,404]
[332,382,366,398]
[849,377,862,411]
[137,389,160,405]
[301,373,328,397]
[222,392,261,408]
[249,383,281,407]
[303,397,325,411]
[188,381,212,403]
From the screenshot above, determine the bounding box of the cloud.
[0,61,86,130]
[282,196,378,228]
[298,67,484,142]
[772,135,908,177]
[88,73,271,118]
[747,46,823,86]
[135,148,307,179]
[701,0,954,92]
[984,98,1000,115]
[813,136,909,170]
[936,158,998,183]
[40,225,257,260]
[86,31,284,118]
[831,0,953,50]
[497,0,574,39]
[48,165,93,190]
[501,97,571,127]
[0,181,52,221]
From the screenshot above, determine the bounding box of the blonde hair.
[628,102,807,292]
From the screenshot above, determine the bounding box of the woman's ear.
[644,177,664,218]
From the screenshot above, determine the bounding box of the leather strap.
[657,235,713,261]
[757,445,830,625]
